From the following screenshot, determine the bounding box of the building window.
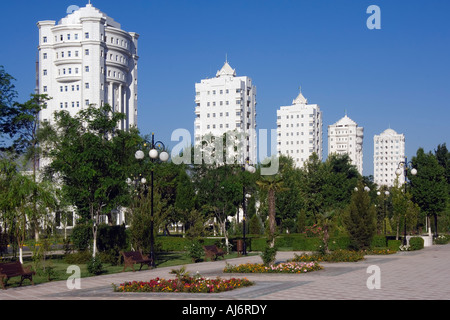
[43,86,47,92]
[85,99,90,106]
[85,83,89,89]
[85,49,89,55]
[85,32,89,39]
[85,66,89,72]
[43,69,47,76]
[43,53,47,59]
[43,36,47,43]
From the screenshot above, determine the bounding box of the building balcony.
[56,74,81,83]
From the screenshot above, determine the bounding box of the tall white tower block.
[328,115,364,175]
[276,90,323,168]
[374,128,406,187]
[37,3,139,130]
[194,61,257,165]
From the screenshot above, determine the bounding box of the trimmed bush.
[71,224,92,252]
[409,237,424,250]
[388,240,402,251]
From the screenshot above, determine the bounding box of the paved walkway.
[1,244,450,300]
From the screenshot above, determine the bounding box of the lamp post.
[134,133,169,268]
[376,190,390,235]
[242,162,256,256]
[395,157,417,245]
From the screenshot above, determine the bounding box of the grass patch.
[0,251,250,289]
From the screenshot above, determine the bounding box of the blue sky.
[1,0,449,176]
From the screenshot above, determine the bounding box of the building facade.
[373,128,405,187]
[276,90,323,168]
[194,61,257,165]
[328,115,364,175]
[37,3,139,130]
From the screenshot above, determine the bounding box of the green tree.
[0,158,57,262]
[274,156,302,233]
[0,66,18,150]
[256,175,285,247]
[343,181,377,250]
[41,104,140,257]
[411,148,447,236]
[195,164,242,251]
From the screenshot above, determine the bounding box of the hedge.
[409,237,424,250]
[141,234,402,253]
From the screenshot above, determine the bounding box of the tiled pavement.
[1,244,450,300]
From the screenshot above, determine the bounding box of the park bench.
[203,245,225,261]
[0,261,35,290]
[121,251,153,272]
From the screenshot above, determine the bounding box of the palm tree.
[256,175,285,247]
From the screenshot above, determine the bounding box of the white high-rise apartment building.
[374,128,405,187]
[194,61,257,165]
[328,115,364,175]
[276,90,323,168]
[37,3,139,130]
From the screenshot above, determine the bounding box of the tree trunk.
[323,224,330,254]
[268,189,275,248]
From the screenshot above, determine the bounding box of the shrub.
[388,240,402,251]
[409,237,424,250]
[87,257,103,275]
[434,234,450,245]
[64,250,92,264]
[186,239,204,262]
[96,224,127,265]
[260,243,277,266]
[71,224,92,252]
[291,249,365,263]
[156,236,189,252]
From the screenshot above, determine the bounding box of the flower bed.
[112,277,253,293]
[223,261,322,274]
[292,249,365,263]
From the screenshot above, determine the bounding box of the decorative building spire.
[292,87,308,105]
[216,61,236,77]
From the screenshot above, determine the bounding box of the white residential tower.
[328,114,364,175]
[37,3,139,130]
[374,128,406,187]
[276,90,323,168]
[194,61,257,165]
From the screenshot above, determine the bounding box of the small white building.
[373,128,406,187]
[37,3,139,131]
[328,114,364,175]
[276,90,323,168]
[194,61,257,165]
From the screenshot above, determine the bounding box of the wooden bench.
[0,261,35,290]
[121,251,153,272]
[203,245,225,261]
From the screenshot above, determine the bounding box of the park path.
[1,245,449,300]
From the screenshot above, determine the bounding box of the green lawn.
[1,251,254,289]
